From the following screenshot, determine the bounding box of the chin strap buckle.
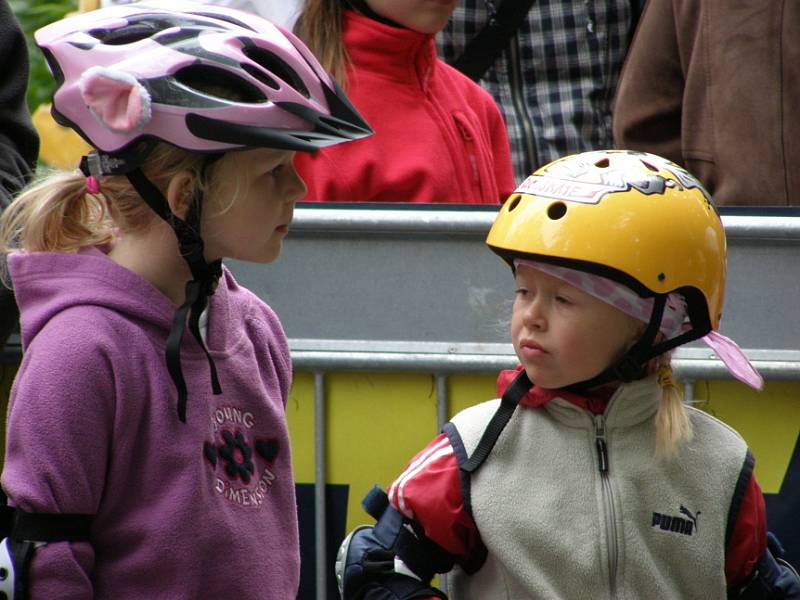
[612,355,645,382]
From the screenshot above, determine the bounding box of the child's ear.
[165,171,196,219]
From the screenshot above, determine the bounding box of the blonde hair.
[0,143,219,280]
[653,354,693,458]
[294,0,350,86]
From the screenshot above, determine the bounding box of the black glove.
[734,533,800,600]
[336,526,448,600]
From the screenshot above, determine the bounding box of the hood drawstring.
[124,167,223,423]
[81,149,225,423]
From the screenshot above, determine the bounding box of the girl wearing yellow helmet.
[335,150,799,600]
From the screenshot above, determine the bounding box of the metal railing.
[2,207,799,600]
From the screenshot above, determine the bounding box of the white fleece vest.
[445,376,750,600]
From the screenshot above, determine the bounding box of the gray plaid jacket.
[438,0,644,183]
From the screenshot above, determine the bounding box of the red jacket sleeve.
[387,433,484,561]
[725,473,768,588]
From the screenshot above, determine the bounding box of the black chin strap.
[565,293,708,395]
[126,168,222,423]
[461,369,533,473]
[461,293,709,474]
[563,295,668,394]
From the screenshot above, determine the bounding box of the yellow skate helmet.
[487,149,726,385]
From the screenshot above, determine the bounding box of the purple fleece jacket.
[3,248,299,598]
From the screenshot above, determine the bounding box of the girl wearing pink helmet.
[0,2,370,598]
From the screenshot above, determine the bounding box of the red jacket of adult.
[294,10,515,204]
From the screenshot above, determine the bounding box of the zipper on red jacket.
[453,113,481,186]
[595,414,620,600]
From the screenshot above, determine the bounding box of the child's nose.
[524,298,547,330]
[286,167,307,202]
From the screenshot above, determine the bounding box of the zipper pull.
[484,0,499,26]
[594,415,609,474]
[454,118,473,142]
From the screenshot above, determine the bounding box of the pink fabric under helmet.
[35,0,372,163]
[514,259,763,390]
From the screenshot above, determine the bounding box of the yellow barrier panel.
[288,371,799,534]
[288,371,463,533]
[32,103,90,171]
[696,380,800,494]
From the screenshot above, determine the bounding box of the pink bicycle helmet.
[35,0,372,167]
[33,2,373,423]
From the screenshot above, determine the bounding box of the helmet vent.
[191,11,257,32]
[506,195,521,212]
[89,15,218,45]
[242,45,310,98]
[88,23,160,45]
[641,160,659,172]
[175,64,266,103]
[594,158,610,168]
[547,202,567,220]
[242,63,280,90]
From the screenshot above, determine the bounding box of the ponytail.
[0,142,215,286]
[294,0,349,86]
[0,171,114,257]
[654,355,693,458]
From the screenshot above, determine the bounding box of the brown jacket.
[613,0,800,206]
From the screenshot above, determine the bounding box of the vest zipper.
[594,414,619,599]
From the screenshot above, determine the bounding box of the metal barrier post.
[435,374,449,432]
[683,379,696,407]
[435,373,449,594]
[314,371,328,600]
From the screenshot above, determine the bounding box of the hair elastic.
[657,364,677,391]
[86,175,101,195]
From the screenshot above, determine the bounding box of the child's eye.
[555,295,572,305]
[514,288,528,297]
[267,165,284,177]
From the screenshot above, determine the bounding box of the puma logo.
[651,505,701,536]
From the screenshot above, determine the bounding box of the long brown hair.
[294,0,350,86]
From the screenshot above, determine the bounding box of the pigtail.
[654,355,693,458]
[0,170,114,259]
[0,142,214,289]
[294,0,349,87]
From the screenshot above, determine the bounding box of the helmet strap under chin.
[454,293,709,474]
[125,168,223,423]
[564,295,668,394]
[564,294,709,394]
